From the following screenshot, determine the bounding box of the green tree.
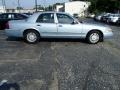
[71,0,120,13]
[33,5,44,10]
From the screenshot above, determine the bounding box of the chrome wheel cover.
[89,33,99,43]
[27,32,37,42]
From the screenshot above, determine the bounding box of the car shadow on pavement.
[0,82,20,90]
[6,37,87,44]
[40,38,87,43]
[6,37,23,41]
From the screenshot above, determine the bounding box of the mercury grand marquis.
[5,12,113,44]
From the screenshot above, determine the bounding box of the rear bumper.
[5,29,23,37]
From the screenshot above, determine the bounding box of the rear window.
[14,14,28,19]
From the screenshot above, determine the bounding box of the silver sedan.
[5,12,113,44]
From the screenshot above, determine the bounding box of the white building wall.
[0,6,35,13]
[56,5,64,12]
[0,6,6,13]
[65,1,90,17]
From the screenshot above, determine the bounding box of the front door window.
[56,13,74,24]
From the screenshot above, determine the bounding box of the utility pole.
[44,0,46,11]
[35,0,38,12]
[17,0,21,13]
[4,0,6,13]
[2,0,6,13]
[2,0,4,12]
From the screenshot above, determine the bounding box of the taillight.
[5,22,9,29]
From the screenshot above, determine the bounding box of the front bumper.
[104,32,113,39]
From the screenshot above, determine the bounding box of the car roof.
[27,11,72,23]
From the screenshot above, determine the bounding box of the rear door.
[36,13,57,37]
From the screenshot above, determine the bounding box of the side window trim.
[54,13,58,24]
[15,14,25,19]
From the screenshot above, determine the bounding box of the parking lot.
[0,19,120,90]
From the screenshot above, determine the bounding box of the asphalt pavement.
[0,19,120,90]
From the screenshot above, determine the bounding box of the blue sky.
[0,0,69,9]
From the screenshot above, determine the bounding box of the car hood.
[82,22,110,31]
[83,22,109,27]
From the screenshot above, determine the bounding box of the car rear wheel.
[24,30,40,44]
[86,31,102,44]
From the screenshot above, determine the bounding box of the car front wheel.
[86,31,102,44]
[24,30,40,44]
[116,20,120,25]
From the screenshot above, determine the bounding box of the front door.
[56,13,83,38]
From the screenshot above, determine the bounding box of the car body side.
[5,12,113,39]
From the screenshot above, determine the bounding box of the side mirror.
[71,21,78,24]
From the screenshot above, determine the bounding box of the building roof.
[66,1,90,4]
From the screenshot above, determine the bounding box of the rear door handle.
[37,24,41,26]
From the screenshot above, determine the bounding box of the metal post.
[35,0,37,12]
[4,0,6,13]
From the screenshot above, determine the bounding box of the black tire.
[24,30,40,44]
[86,31,102,44]
[116,20,120,26]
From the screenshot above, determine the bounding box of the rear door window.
[14,14,28,19]
[36,13,54,23]
[14,14,20,19]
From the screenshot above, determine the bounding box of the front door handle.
[37,24,41,26]
[58,25,62,27]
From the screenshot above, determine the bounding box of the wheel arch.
[86,29,104,41]
[23,29,40,37]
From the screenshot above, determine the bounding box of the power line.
[2,0,6,13]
